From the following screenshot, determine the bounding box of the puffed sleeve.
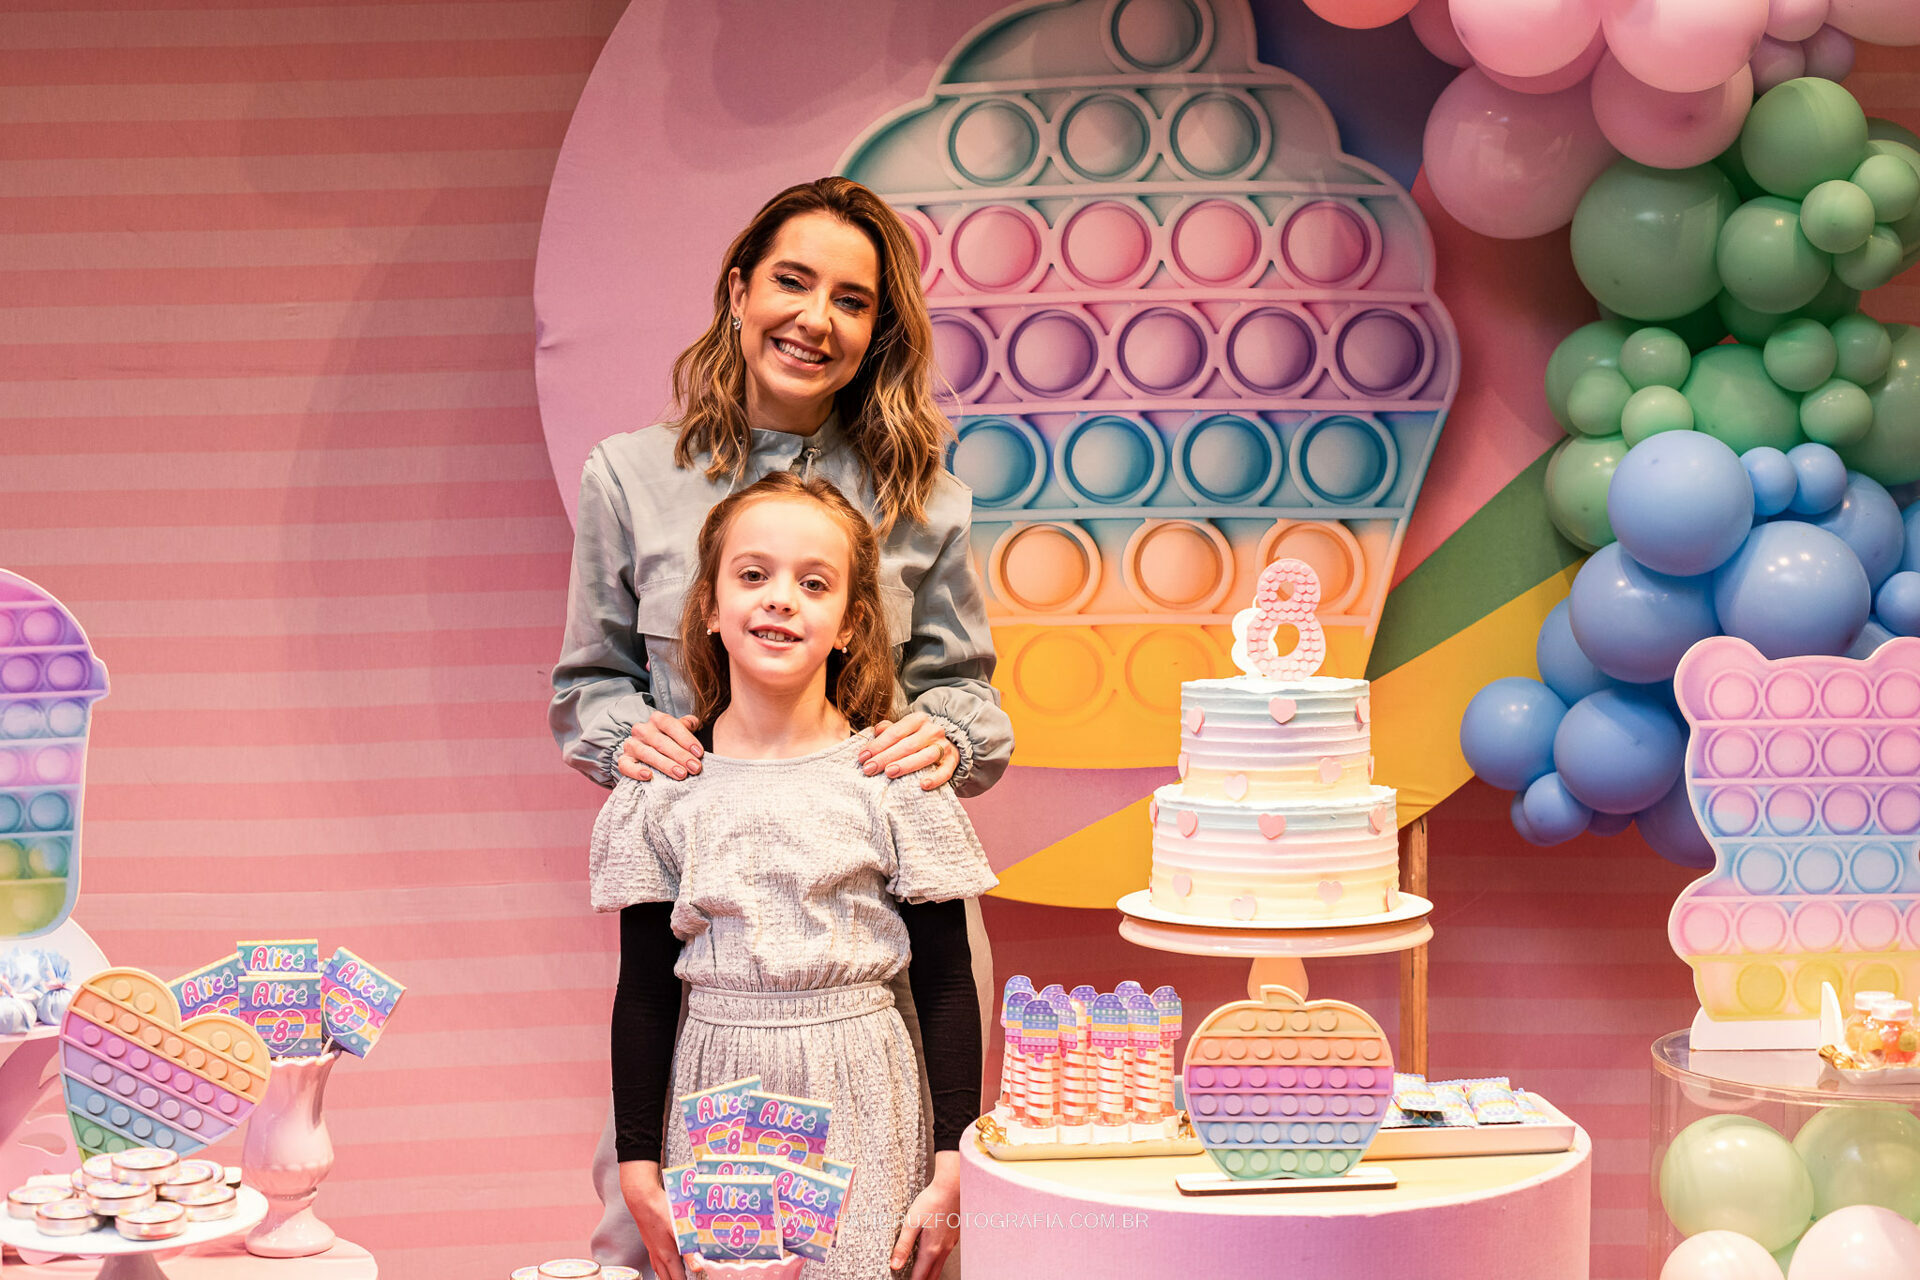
[900,499,1015,797]
[883,775,999,905]
[589,776,680,912]
[550,452,658,788]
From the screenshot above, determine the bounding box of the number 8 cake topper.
[1230,559,1327,680]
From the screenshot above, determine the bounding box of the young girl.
[592,472,994,1280]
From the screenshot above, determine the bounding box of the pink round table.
[959,1123,1590,1278]
[1,1239,375,1279]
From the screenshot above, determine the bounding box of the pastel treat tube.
[1089,993,1130,1129]
[1056,1005,1090,1127]
[691,1173,781,1261]
[242,972,324,1057]
[1154,986,1182,1119]
[771,1163,849,1262]
[321,947,406,1057]
[662,1164,702,1255]
[1126,993,1160,1122]
[0,572,110,940]
[1039,983,1065,1001]
[742,1090,831,1169]
[235,939,319,975]
[1016,1002,1058,1127]
[998,989,1029,1119]
[168,953,245,1019]
[678,1076,760,1158]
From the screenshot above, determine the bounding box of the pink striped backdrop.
[0,5,1914,1276]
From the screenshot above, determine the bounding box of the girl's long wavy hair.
[679,472,898,734]
[668,177,950,537]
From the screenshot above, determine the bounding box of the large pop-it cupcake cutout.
[838,0,1458,767]
[1182,985,1392,1180]
[0,571,108,939]
[1668,637,1920,1044]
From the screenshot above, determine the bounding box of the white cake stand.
[0,1187,267,1280]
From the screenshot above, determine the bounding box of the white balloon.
[1787,1205,1920,1280]
[1661,1231,1788,1280]
[1825,0,1920,45]
[1767,0,1831,42]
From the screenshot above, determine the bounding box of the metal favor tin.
[116,1201,188,1240]
[157,1159,221,1200]
[111,1148,180,1186]
[8,1184,71,1219]
[35,1198,100,1236]
[539,1262,602,1279]
[84,1179,156,1216]
[174,1182,237,1221]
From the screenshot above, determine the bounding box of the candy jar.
[1844,990,1895,1054]
[1868,1000,1917,1068]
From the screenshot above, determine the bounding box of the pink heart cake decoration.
[1230,895,1257,920]
[1267,697,1296,724]
[59,966,273,1160]
[1176,752,1189,779]
[1185,708,1205,735]
[1257,814,1286,840]
[1148,799,1159,825]
[1317,758,1342,785]
[1369,804,1393,834]
[1171,873,1192,898]
[1223,772,1249,800]
[1355,695,1371,725]
[1177,810,1199,838]
[1317,879,1344,906]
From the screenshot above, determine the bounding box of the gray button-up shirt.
[550,414,1013,795]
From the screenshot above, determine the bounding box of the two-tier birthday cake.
[1141,558,1400,923]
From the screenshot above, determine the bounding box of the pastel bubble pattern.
[1182,985,1391,1180]
[0,570,108,939]
[839,0,1457,768]
[1669,638,1920,1024]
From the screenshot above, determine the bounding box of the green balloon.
[1683,343,1804,452]
[1801,378,1874,446]
[1773,1239,1799,1275]
[1831,312,1893,383]
[1719,290,1793,346]
[1799,272,1865,325]
[1660,1115,1814,1252]
[1764,318,1840,392]
[1800,180,1876,254]
[1742,77,1871,200]
[1568,366,1633,436]
[1718,197,1834,315]
[1544,434,1625,551]
[1622,385,1695,446]
[1834,224,1904,291]
[1620,327,1692,389]
[1791,1104,1920,1221]
[1715,140,1765,201]
[1604,301,1730,353]
[1545,320,1632,432]
[1852,152,1920,223]
[1840,323,1920,484]
[1572,161,1739,321]
[1864,138,1920,265]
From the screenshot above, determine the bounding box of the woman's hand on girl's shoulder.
[621,711,705,782]
[858,711,958,791]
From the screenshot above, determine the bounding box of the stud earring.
[731,317,741,330]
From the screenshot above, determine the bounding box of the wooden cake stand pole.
[1398,817,1430,1077]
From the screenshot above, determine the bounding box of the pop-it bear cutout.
[1668,636,1920,1049]
[838,0,1458,767]
[0,571,107,940]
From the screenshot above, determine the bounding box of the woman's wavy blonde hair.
[679,472,898,734]
[668,177,950,537]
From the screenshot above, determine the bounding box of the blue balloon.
[1608,430,1754,576]
[1553,686,1688,814]
[1569,543,1721,684]
[1787,442,1848,515]
[1849,619,1897,657]
[1536,598,1615,704]
[1461,678,1568,792]
[1879,570,1920,635]
[1744,446,1798,517]
[1810,472,1907,588]
[1636,775,1715,868]
[1905,501,1920,573]
[1510,793,1553,847]
[1589,810,1635,836]
[1714,521,1872,658]
[1523,773,1592,844]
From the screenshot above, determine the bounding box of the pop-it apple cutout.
[1668,636,1920,1049]
[1182,984,1391,1180]
[0,570,107,940]
[838,0,1458,768]
[59,967,272,1159]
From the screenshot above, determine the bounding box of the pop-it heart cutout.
[1258,814,1286,840]
[1223,772,1249,800]
[1177,810,1199,838]
[59,966,272,1159]
[1267,697,1297,724]
[1183,985,1392,1181]
[1185,708,1205,735]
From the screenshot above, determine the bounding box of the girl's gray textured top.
[549,414,1014,795]
[589,731,999,991]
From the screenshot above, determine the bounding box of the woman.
[551,176,1011,1272]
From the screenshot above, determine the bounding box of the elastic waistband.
[686,981,894,1028]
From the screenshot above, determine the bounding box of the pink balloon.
[1803,22,1857,78]
[1484,28,1606,93]
[1750,34,1810,91]
[1659,1231,1786,1280]
[1452,0,1601,78]
[1788,1206,1920,1280]
[1591,54,1753,167]
[1825,0,1920,44]
[1303,0,1421,27]
[1410,0,1474,66]
[1422,67,1617,238]
[1603,0,1771,93]
[1766,0,1830,41]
